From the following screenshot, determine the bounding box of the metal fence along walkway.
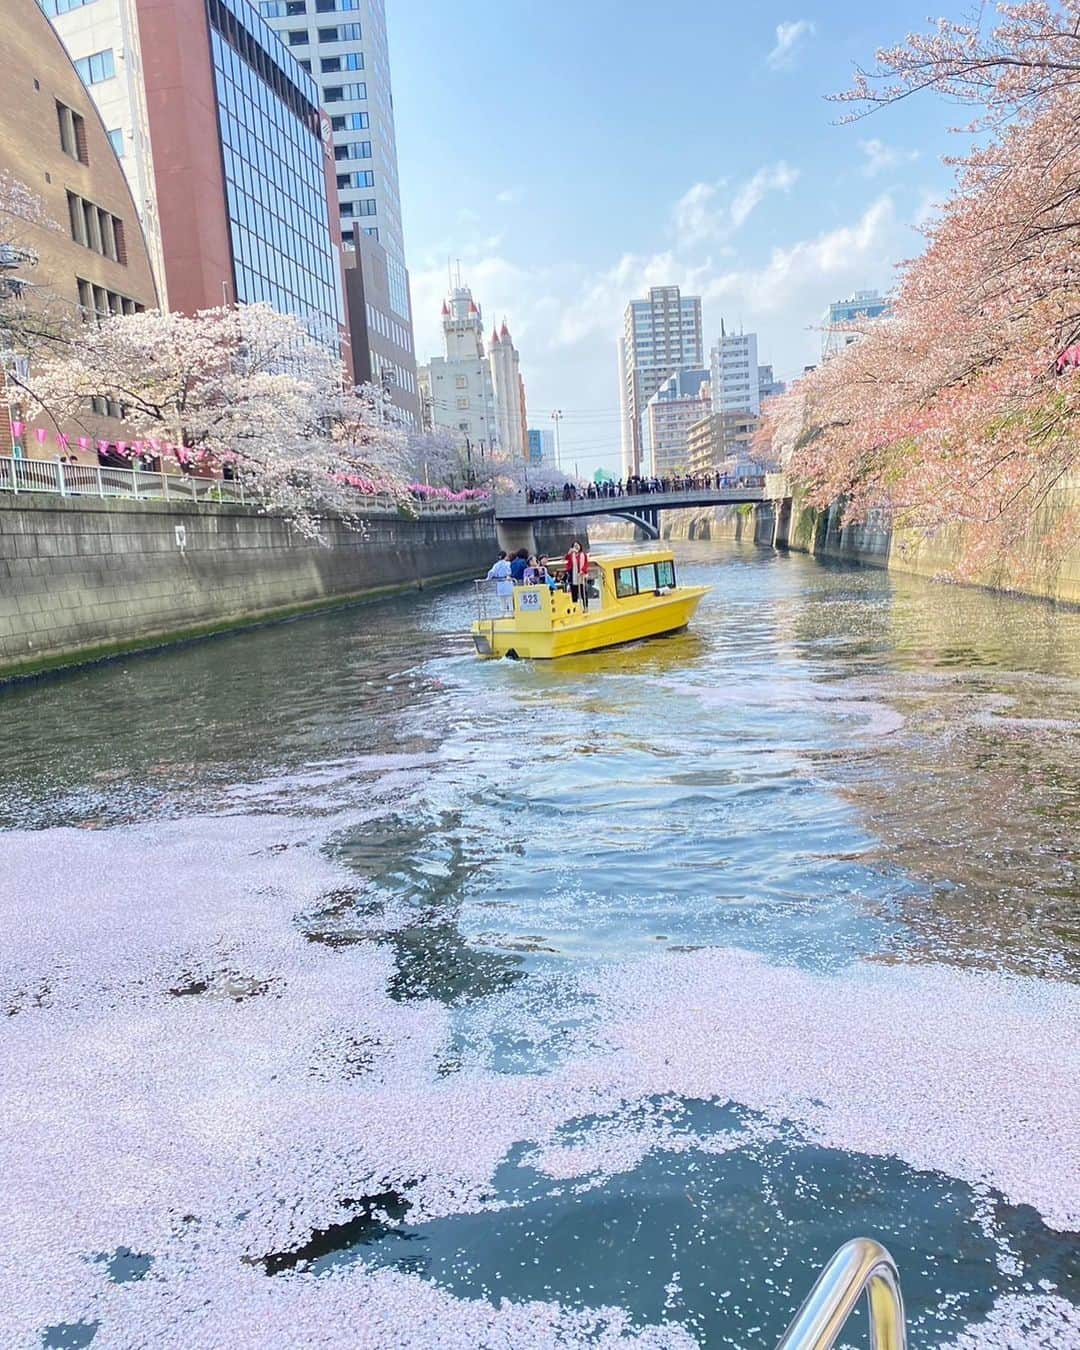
[0,456,490,518]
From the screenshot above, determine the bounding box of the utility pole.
[551,409,563,471]
[464,436,473,486]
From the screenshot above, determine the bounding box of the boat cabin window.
[614,567,637,598]
[613,560,678,597]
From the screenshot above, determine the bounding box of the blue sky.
[389,1,964,474]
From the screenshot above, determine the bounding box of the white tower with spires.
[419,284,498,464]
[489,319,527,461]
[418,283,529,472]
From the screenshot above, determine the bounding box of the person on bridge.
[565,541,590,610]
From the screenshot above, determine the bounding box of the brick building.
[2,0,158,456]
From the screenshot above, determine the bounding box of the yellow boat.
[471,549,710,659]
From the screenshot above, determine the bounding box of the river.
[1,541,1077,1348]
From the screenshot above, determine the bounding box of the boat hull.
[472,588,707,660]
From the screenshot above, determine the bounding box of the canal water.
[1,541,1077,1348]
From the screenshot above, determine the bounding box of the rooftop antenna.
[446,256,452,290]
[455,258,463,288]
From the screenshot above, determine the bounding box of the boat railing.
[775,1239,907,1350]
[474,579,510,622]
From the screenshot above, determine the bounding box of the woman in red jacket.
[565,540,590,610]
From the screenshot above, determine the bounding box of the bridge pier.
[496,520,537,557]
[773,496,792,548]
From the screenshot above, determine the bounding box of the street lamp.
[551,408,563,471]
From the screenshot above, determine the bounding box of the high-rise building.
[757,364,785,402]
[420,285,497,456]
[260,0,418,410]
[343,224,419,422]
[687,410,761,477]
[822,288,889,359]
[527,427,554,466]
[45,0,350,363]
[618,285,703,479]
[5,0,159,452]
[644,368,710,477]
[489,319,526,461]
[710,326,759,416]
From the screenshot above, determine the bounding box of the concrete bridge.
[495,479,787,549]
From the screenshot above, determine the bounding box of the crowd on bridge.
[524,472,766,504]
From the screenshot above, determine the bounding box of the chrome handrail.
[775,1239,907,1350]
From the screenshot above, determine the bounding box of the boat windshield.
[612,559,676,598]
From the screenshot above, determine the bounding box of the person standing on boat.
[486,552,514,613]
[509,548,529,583]
[565,541,590,610]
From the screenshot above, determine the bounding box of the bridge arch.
[609,511,660,541]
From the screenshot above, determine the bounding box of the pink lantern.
[35,427,48,445]
[78,437,90,451]
[11,420,25,439]
[116,440,128,458]
[1057,344,1080,373]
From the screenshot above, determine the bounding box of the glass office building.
[207,0,344,342]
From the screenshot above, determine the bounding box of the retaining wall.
[0,496,501,679]
[655,489,1079,605]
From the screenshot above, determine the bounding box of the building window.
[355,198,376,216]
[40,0,99,13]
[56,101,88,164]
[67,191,126,264]
[318,22,360,40]
[315,0,358,10]
[456,397,469,410]
[334,140,371,161]
[76,275,143,324]
[323,82,366,102]
[339,201,354,217]
[73,49,116,85]
[363,226,378,240]
[455,376,467,389]
[287,29,308,45]
[321,56,341,71]
[257,1,287,14]
[343,52,363,70]
[106,128,124,157]
[299,59,311,71]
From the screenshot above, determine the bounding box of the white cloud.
[858,138,920,178]
[495,188,522,205]
[672,163,799,246]
[672,181,725,247]
[767,19,815,71]
[729,162,800,229]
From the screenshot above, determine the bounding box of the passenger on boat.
[524,555,548,584]
[485,552,514,612]
[509,548,529,583]
[565,541,590,610]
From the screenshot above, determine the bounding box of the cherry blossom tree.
[761,1,1080,564]
[0,171,66,357]
[25,303,409,536]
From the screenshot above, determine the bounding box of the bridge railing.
[496,481,771,517]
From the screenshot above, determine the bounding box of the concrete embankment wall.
[655,487,1079,605]
[0,497,505,679]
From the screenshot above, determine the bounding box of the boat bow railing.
[775,1239,907,1350]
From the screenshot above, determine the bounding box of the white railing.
[0,457,492,517]
[0,455,247,504]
